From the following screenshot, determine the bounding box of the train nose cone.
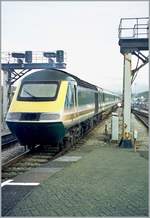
[6,121,65,146]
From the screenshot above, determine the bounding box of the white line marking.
[1,179,14,187]
[6,182,40,186]
[1,180,40,187]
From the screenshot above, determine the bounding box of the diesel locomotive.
[6,69,120,149]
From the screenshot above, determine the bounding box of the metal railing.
[1,50,67,64]
[118,17,149,39]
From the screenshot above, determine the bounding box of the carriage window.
[18,81,59,101]
[78,86,95,106]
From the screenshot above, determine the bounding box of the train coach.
[6,69,120,149]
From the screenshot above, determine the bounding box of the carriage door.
[72,82,78,119]
[69,81,77,120]
[95,92,98,114]
[74,84,78,109]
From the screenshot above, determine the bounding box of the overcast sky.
[2,1,149,94]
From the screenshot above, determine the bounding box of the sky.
[1,1,149,94]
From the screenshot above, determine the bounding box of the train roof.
[22,68,97,90]
[102,89,121,97]
[22,69,120,97]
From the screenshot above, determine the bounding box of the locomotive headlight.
[6,112,21,121]
[40,113,60,121]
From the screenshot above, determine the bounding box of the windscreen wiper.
[24,89,37,98]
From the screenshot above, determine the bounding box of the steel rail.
[132,109,148,128]
[2,149,31,169]
[2,133,18,149]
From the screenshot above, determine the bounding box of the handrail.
[1,51,67,64]
[118,17,149,39]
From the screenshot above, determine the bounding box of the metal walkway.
[118,17,149,54]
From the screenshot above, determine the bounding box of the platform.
[2,112,148,217]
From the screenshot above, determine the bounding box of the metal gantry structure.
[1,50,66,127]
[118,17,149,147]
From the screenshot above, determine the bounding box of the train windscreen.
[17,81,59,101]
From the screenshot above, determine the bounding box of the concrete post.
[122,53,132,147]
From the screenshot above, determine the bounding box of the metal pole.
[122,53,132,147]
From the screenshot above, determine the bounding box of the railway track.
[1,142,77,182]
[2,149,31,169]
[132,109,148,128]
[2,133,18,149]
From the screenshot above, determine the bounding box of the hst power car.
[6,69,120,149]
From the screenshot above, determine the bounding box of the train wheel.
[90,119,94,128]
[70,135,74,147]
[58,141,64,152]
[63,137,70,149]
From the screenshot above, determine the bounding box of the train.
[132,91,148,111]
[6,68,120,149]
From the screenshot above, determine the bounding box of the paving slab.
[13,167,63,183]
[2,186,34,216]
[54,155,82,162]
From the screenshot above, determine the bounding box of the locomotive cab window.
[17,81,59,101]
